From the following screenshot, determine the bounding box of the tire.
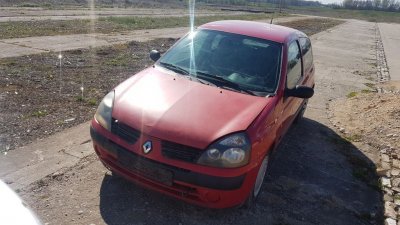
[241,154,270,208]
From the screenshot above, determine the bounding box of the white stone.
[385,201,397,219]
[382,162,392,170]
[392,169,400,176]
[385,218,396,225]
[392,187,400,193]
[394,198,400,206]
[382,177,392,187]
[393,178,400,187]
[382,154,391,163]
[384,187,394,196]
[384,194,394,202]
[393,159,400,169]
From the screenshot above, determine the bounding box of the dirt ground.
[0,18,342,153]
[330,92,400,153]
[0,13,275,39]
[0,38,176,153]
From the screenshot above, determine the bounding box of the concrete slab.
[378,23,400,81]
[0,122,91,190]
[307,20,376,107]
[0,41,46,58]
[3,34,111,53]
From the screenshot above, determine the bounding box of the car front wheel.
[241,154,269,208]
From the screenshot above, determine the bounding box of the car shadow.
[99,118,383,225]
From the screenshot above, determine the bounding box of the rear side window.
[299,37,313,72]
[286,41,302,89]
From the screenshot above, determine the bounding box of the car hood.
[112,67,271,149]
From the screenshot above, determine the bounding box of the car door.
[279,40,304,137]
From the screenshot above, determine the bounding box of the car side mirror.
[285,85,314,98]
[150,50,161,62]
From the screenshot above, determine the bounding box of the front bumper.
[90,120,258,208]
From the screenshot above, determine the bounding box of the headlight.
[197,132,251,168]
[94,91,114,131]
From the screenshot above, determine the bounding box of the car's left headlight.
[197,132,251,168]
[94,91,114,131]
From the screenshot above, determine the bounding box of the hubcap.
[254,155,269,197]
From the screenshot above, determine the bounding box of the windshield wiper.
[159,62,214,86]
[159,62,190,76]
[195,71,256,96]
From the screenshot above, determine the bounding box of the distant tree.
[340,0,400,11]
[374,0,381,9]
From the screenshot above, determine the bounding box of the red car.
[90,20,314,208]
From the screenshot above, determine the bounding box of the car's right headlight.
[94,91,114,131]
[197,132,251,168]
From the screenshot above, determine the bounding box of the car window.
[299,37,313,72]
[286,41,303,89]
[159,29,282,94]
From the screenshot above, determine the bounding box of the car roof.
[199,20,306,44]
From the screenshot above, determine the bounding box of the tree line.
[196,0,321,7]
[198,0,400,12]
[329,0,400,12]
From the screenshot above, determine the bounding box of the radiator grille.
[162,141,203,163]
[111,118,141,144]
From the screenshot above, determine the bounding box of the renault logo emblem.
[142,141,152,154]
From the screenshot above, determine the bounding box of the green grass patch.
[346,91,358,98]
[364,83,376,89]
[344,133,362,142]
[87,98,97,106]
[76,96,98,106]
[105,54,131,67]
[361,89,373,94]
[18,3,41,7]
[76,96,84,102]
[31,110,48,117]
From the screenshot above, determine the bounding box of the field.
[0,13,286,39]
[289,6,400,23]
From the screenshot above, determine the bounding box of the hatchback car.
[90,20,315,208]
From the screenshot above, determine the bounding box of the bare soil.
[330,92,400,157]
[0,14,278,39]
[0,0,185,8]
[0,38,177,153]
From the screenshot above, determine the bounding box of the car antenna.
[269,5,276,24]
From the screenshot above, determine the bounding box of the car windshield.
[158,29,282,95]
